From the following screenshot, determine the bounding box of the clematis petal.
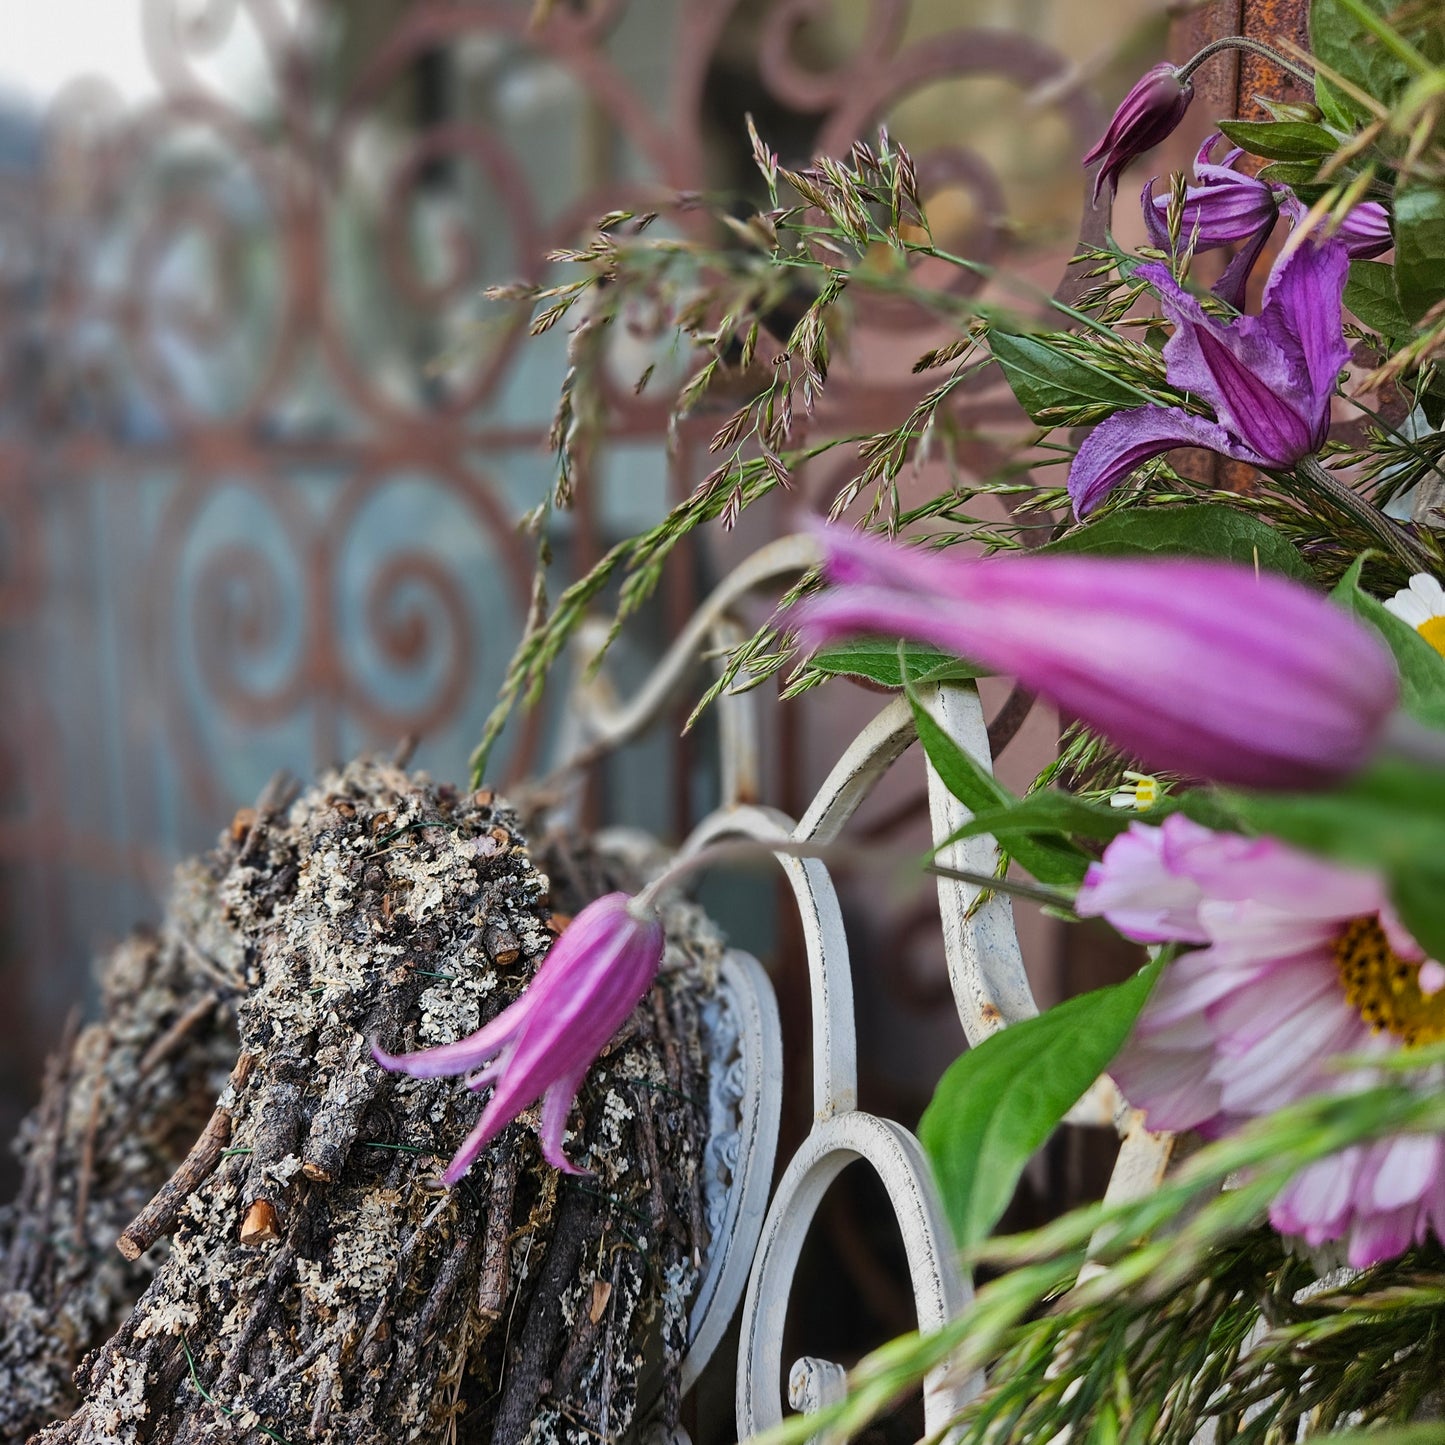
[795,530,1400,791]
[371,1005,523,1079]
[1211,218,1274,310]
[1084,63,1194,203]
[536,1070,590,1175]
[1067,404,1252,516]
[1137,261,1318,466]
[1257,238,1350,440]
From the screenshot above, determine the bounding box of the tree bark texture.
[2,758,717,1444]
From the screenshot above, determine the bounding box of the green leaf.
[989,330,1149,425]
[1310,0,1443,127]
[905,682,1088,886]
[1256,161,1331,200]
[920,959,1163,1250]
[1041,503,1313,581]
[1216,119,1338,161]
[1390,863,1445,972]
[1392,181,1445,326]
[934,790,1133,855]
[1330,555,1445,722]
[1344,258,1411,340]
[810,640,987,689]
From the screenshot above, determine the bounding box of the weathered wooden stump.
[1,758,719,1444]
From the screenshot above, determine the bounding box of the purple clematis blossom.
[373,891,664,1183]
[1142,140,1394,308]
[1085,62,1194,204]
[792,525,1398,790]
[1143,135,1279,308]
[1279,191,1393,259]
[1068,237,1350,517]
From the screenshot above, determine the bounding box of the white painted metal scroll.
[556,535,1161,1439]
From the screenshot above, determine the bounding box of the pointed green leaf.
[1344,259,1411,341]
[1392,182,1445,326]
[1217,119,1338,161]
[905,681,1087,886]
[1041,503,1312,580]
[989,330,1151,425]
[811,640,988,689]
[921,960,1163,1250]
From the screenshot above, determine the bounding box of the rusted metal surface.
[0,0,1120,1132]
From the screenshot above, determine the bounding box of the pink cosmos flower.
[1079,813,1445,1267]
[792,525,1399,791]
[373,891,664,1183]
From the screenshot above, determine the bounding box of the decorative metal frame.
[556,534,1175,1437]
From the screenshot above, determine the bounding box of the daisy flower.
[1383,573,1445,658]
[1109,771,1163,811]
[1078,813,1445,1268]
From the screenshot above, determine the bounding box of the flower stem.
[1293,455,1435,575]
[631,835,1076,914]
[1177,36,1317,89]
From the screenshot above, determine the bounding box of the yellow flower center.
[1334,916,1445,1046]
[1132,776,1160,810]
[1418,616,1445,658]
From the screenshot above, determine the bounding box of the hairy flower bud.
[373,892,664,1182]
[792,527,1399,791]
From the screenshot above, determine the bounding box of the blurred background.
[0,0,1286,1408]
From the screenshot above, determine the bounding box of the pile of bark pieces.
[0,757,720,1444]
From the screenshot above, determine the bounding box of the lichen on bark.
[3,757,719,1444]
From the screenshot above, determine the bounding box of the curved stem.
[1293,454,1435,575]
[1177,36,1317,89]
[630,835,1075,915]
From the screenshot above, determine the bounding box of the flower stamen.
[1334,916,1445,1046]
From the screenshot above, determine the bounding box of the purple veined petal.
[1135,260,1317,466]
[1211,213,1275,309]
[1280,191,1393,260]
[1141,175,1174,252]
[1142,171,1276,254]
[1066,403,1252,516]
[371,1004,524,1079]
[1257,238,1351,433]
[1336,201,1392,259]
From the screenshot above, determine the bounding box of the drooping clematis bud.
[1084,62,1194,204]
[791,526,1399,791]
[373,891,664,1183]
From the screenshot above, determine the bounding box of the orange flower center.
[1418,616,1445,658]
[1334,916,1445,1046]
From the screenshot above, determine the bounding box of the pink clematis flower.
[1080,813,1445,1268]
[1084,62,1195,204]
[373,891,664,1183]
[1068,238,1351,517]
[791,525,1399,791]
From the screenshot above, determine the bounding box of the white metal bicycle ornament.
[555,533,1177,1440]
